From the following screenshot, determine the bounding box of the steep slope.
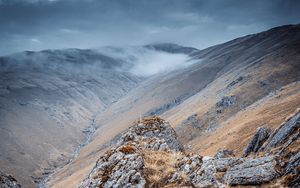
[0,49,142,187]
[80,116,299,187]
[0,45,196,187]
[48,24,300,187]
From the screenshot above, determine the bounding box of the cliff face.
[80,115,299,188]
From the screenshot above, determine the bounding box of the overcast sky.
[0,0,300,55]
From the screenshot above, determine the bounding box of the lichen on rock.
[79,114,300,188]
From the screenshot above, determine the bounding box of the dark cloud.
[0,0,300,55]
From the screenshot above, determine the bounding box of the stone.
[79,117,183,188]
[79,116,300,188]
[214,149,235,159]
[216,96,237,108]
[224,156,279,185]
[264,112,300,150]
[285,151,300,175]
[0,171,21,188]
[243,127,271,156]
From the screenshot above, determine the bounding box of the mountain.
[46,24,300,188]
[0,45,196,187]
[0,24,300,188]
[144,43,198,54]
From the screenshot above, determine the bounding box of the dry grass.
[140,116,164,126]
[188,82,300,156]
[142,151,185,187]
[118,144,136,154]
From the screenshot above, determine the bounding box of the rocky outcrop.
[264,112,300,150]
[79,117,183,188]
[181,114,202,129]
[80,115,300,188]
[0,171,21,188]
[214,149,235,159]
[243,127,271,156]
[216,96,237,108]
[241,111,300,187]
[224,156,279,185]
[216,96,237,113]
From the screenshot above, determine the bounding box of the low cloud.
[99,46,198,76]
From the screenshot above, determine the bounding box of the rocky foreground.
[79,112,300,188]
[0,171,21,188]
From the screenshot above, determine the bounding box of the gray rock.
[285,151,300,175]
[216,96,237,108]
[278,131,299,154]
[0,171,21,188]
[80,116,300,188]
[181,114,202,129]
[224,156,279,185]
[243,127,271,156]
[79,117,183,188]
[264,112,300,150]
[118,118,184,152]
[214,149,235,159]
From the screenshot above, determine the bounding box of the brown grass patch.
[143,151,185,187]
[119,145,136,154]
[140,116,164,126]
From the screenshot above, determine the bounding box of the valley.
[0,24,299,188]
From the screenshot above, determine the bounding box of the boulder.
[214,149,235,159]
[224,156,279,185]
[264,112,300,150]
[243,127,271,156]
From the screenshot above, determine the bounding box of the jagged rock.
[0,171,21,188]
[224,156,279,185]
[214,149,235,159]
[79,117,183,188]
[216,96,236,108]
[264,112,300,150]
[191,157,243,187]
[118,117,184,152]
[278,131,299,154]
[80,116,300,188]
[175,155,243,188]
[79,143,146,188]
[243,127,271,156]
[285,151,300,175]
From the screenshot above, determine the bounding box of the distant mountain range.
[0,24,299,188]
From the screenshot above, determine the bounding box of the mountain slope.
[0,49,142,187]
[48,24,300,188]
[0,45,196,187]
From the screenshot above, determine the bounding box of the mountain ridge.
[46,24,300,188]
[0,24,299,188]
